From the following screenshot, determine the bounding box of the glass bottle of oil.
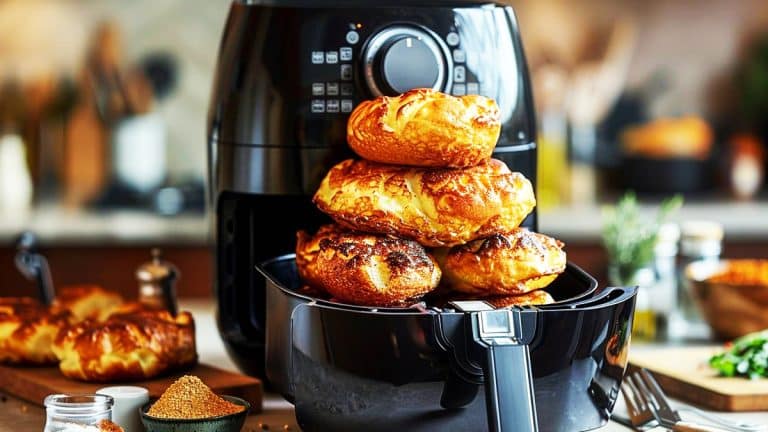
[537,110,567,210]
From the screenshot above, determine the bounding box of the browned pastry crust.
[347,89,501,168]
[313,158,535,247]
[52,309,197,382]
[484,290,555,308]
[296,224,441,306]
[51,285,124,322]
[434,229,566,295]
[0,297,72,365]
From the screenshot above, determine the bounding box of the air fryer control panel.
[301,11,487,116]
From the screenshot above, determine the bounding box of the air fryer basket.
[257,256,636,432]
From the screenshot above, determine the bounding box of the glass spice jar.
[44,394,114,432]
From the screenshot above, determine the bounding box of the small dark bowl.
[140,395,250,432]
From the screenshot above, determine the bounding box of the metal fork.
[637,370,766,432]
[622,369,750,432]
[620,374,658,430]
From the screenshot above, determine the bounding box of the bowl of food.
[140,376,250,432]
[687,259,768,340]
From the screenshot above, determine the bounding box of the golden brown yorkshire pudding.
[0,297,72,365]
[434,229,566,295]
[52,309,197,382]
[347,88,501,168]
[484,290,555,308]
[51,285,124,322]
[313,159,535,247]
[296,224,441,307]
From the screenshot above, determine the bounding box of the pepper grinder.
[136,248,178,315]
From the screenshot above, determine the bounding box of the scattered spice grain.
[147,375,244,419]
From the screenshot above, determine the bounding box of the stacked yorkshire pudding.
[0,285,196,382]
[297,89,566,307]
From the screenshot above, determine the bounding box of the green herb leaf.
[601,191,683,284]
[710,330,768,379]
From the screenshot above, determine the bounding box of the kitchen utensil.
[612,412,657,431]
[0,363,262,412]
[140,396,250,432]
[621,375,657,429]
[679,407,767,432]
[631,346,768,411]
[208,1,540,381]
[686,259,768,340]
[257,255,636,432]
[636,371,765,432]
[624,369,734,432]
[136,248,178,315]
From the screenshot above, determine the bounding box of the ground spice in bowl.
[146,375,245,419]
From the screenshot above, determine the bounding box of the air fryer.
[256,256,636,432]
[207,0,539,378]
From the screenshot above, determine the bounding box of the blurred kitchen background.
[0,0,766,332]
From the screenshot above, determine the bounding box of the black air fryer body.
[208,0,538,378]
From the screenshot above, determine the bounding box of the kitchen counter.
[0,205,208,246]
[540,200,768,243]
[2,299,767,431]
[0,200,766,247]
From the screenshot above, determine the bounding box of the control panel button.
[340,64,353,80]
[452,84,466,96]
[452,49,465,63]
[446,32,459,46]
[326,99,340,113]
[326,51,338,64]
[454,65,466,83]
[340,47,353,61]
[311,51,324,64]
[312,83,325,96]
[346,31,360,44]
[466,82,479,95]
[341,83,354,96]
[311,99,325,113]
[341,99,354,113]
[326,82,339,96]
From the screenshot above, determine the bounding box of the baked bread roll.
[347,88,501,168]
[485,290,555,308]
[52,285,124,322]
[296,224,441,306]
[0,297,71,365]
[314,159,535,247]
[434,229,566,295]
[53,309,197,382]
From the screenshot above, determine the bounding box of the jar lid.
[136,249,177,282]
[680,220,724,242]
[44,394,114,410]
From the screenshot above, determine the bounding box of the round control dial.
[363,26,451,96]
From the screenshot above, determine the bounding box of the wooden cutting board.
[630,346,768,411]
[0,363,262,412]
